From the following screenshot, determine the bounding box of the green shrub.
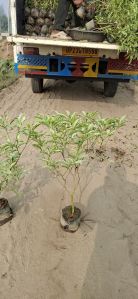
[25,0,58,10]
[0,115,30,193]
[0,59,17,90]
[26,112,125,215]
[96,0,138,60]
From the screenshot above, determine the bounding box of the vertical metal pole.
[0,5,1,33]
[8,0,11,34]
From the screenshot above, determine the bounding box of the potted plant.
[28,112,125,232]
[0,115,30,226]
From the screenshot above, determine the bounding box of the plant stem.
[70,193,75,215]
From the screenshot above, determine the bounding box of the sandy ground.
[0,78,138,299]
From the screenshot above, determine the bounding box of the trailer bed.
[8,35,120,50]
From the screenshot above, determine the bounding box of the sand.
[0,78,138,299]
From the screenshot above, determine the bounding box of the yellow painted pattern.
[83,58,99,78]
[62,47,99,57]
[18,65,47,70]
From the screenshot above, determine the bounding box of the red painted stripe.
[108,58,138,72]
[19,70,47,75]
[72,57,85,77]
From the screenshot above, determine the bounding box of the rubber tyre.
[104,81,118,97]
[31,78,43,93]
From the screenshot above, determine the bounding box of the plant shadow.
[9,165,51,214]
[80,162,138,298]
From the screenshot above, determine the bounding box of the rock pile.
[25,7,75,36]
[24,4,96,37]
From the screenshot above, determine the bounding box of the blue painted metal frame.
[98,74,138,80]
[15,53,138,80]
[47,56,73,76]
[17,54,48,66]
[16,54,73,76]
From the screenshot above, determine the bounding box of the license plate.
[62,47,99,57]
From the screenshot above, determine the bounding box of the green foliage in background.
[25,0,58,10]
[0,59,13,78]
[0,59,17,90]
[95,0,138,60]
